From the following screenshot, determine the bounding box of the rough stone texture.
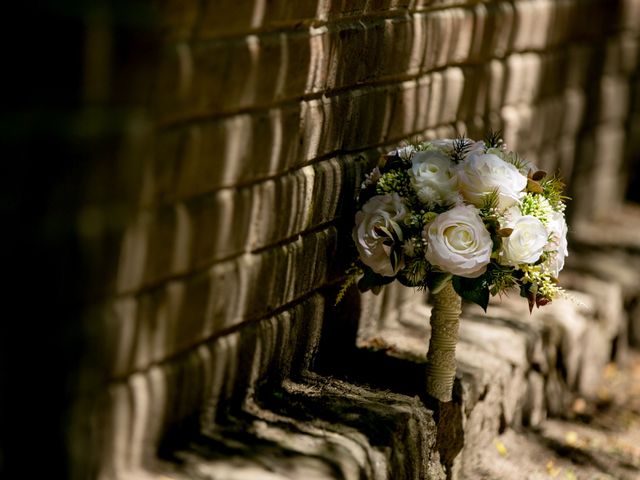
[355,280,632,478]
[567,203,640,348]
[18,0,640,479]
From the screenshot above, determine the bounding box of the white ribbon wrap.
[425,281,462,402]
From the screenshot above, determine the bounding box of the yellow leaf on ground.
[565,431,578,446]
[495,439,508,457]
[546,460,561,477]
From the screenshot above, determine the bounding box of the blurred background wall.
[3,0,640,478]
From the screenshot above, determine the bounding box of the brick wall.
[51,0,640,478]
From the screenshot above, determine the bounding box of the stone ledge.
[354,273,624,478]
[85,262,629,480]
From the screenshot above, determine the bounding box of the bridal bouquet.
[344,133,569,401]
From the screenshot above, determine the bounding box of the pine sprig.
[452,132,472,163]
[502,151,530,172]
[484,130,503,149]
[401,257,430,289]
[479,188,500,216]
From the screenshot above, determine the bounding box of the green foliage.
[452,273,491,311]
[407,137,429,152]
[426,272,453,294]
[357,265,394,293]
[376,170,413,198]
[400,256,429,288]
[520,193,553,224]
[501,151,530,172]
[487,264,518,295]
[479,188,500,217]
[541,175,570,211]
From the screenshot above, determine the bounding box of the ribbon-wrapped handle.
[425,281,462,402]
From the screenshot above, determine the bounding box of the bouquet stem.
[425,281,462,402]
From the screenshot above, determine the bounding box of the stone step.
[95,259,631,479]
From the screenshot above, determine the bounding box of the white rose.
[409,150,461,207]
[499,215,548,266]
[544,211,569,277]
[457,153,528,209]
[353,194,408,276]
[391,145,416,160]
[424,204,492,278]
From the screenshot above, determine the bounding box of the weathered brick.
[184,188,254,269]
[145,128,185,205]
[606,34,639,75]
[246,166,317,250]
[142,206,178,286]
[103,297,138,378]
[598,75,630,123]
[591,125,627,212]
[155,0,199,41]
[546,0,576,47]
[535,52,561,100]
[116,212,150,294]
[387,80,421,140]
[179,106,301,196]
[106,226,338,377]
[621,0,640,31]
[325,0,412,18]
[480,2,515,60]
[324,20,387,91]
[99,293,330,478]
[467,4,488,63]
[117,188,256,292]
[348,84,399,147]
[562,89,586,135]
[426,10,455,70]
[160,12,492,124]
[262,1,320,27]
[565,45,594,89]
[198,0,321,37]
[500,105,522,150]
[154,42,195,122]
[244,156,364,252]
[426,71,444,128]
[103,382,132,477]
[458,65,487,120]
[299,94,350,160]
[483,59,505,113]
[239,227,337,321]
[512,0,554,52]
[528,100,564,151]
[573,125,627,219]
[556,137,577,181]
[503,54,524,107]
[312,155,367,225]
[197,0,259,37]
[448,8,474,64]
[379,15,421,78]
[440,67,465,123]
